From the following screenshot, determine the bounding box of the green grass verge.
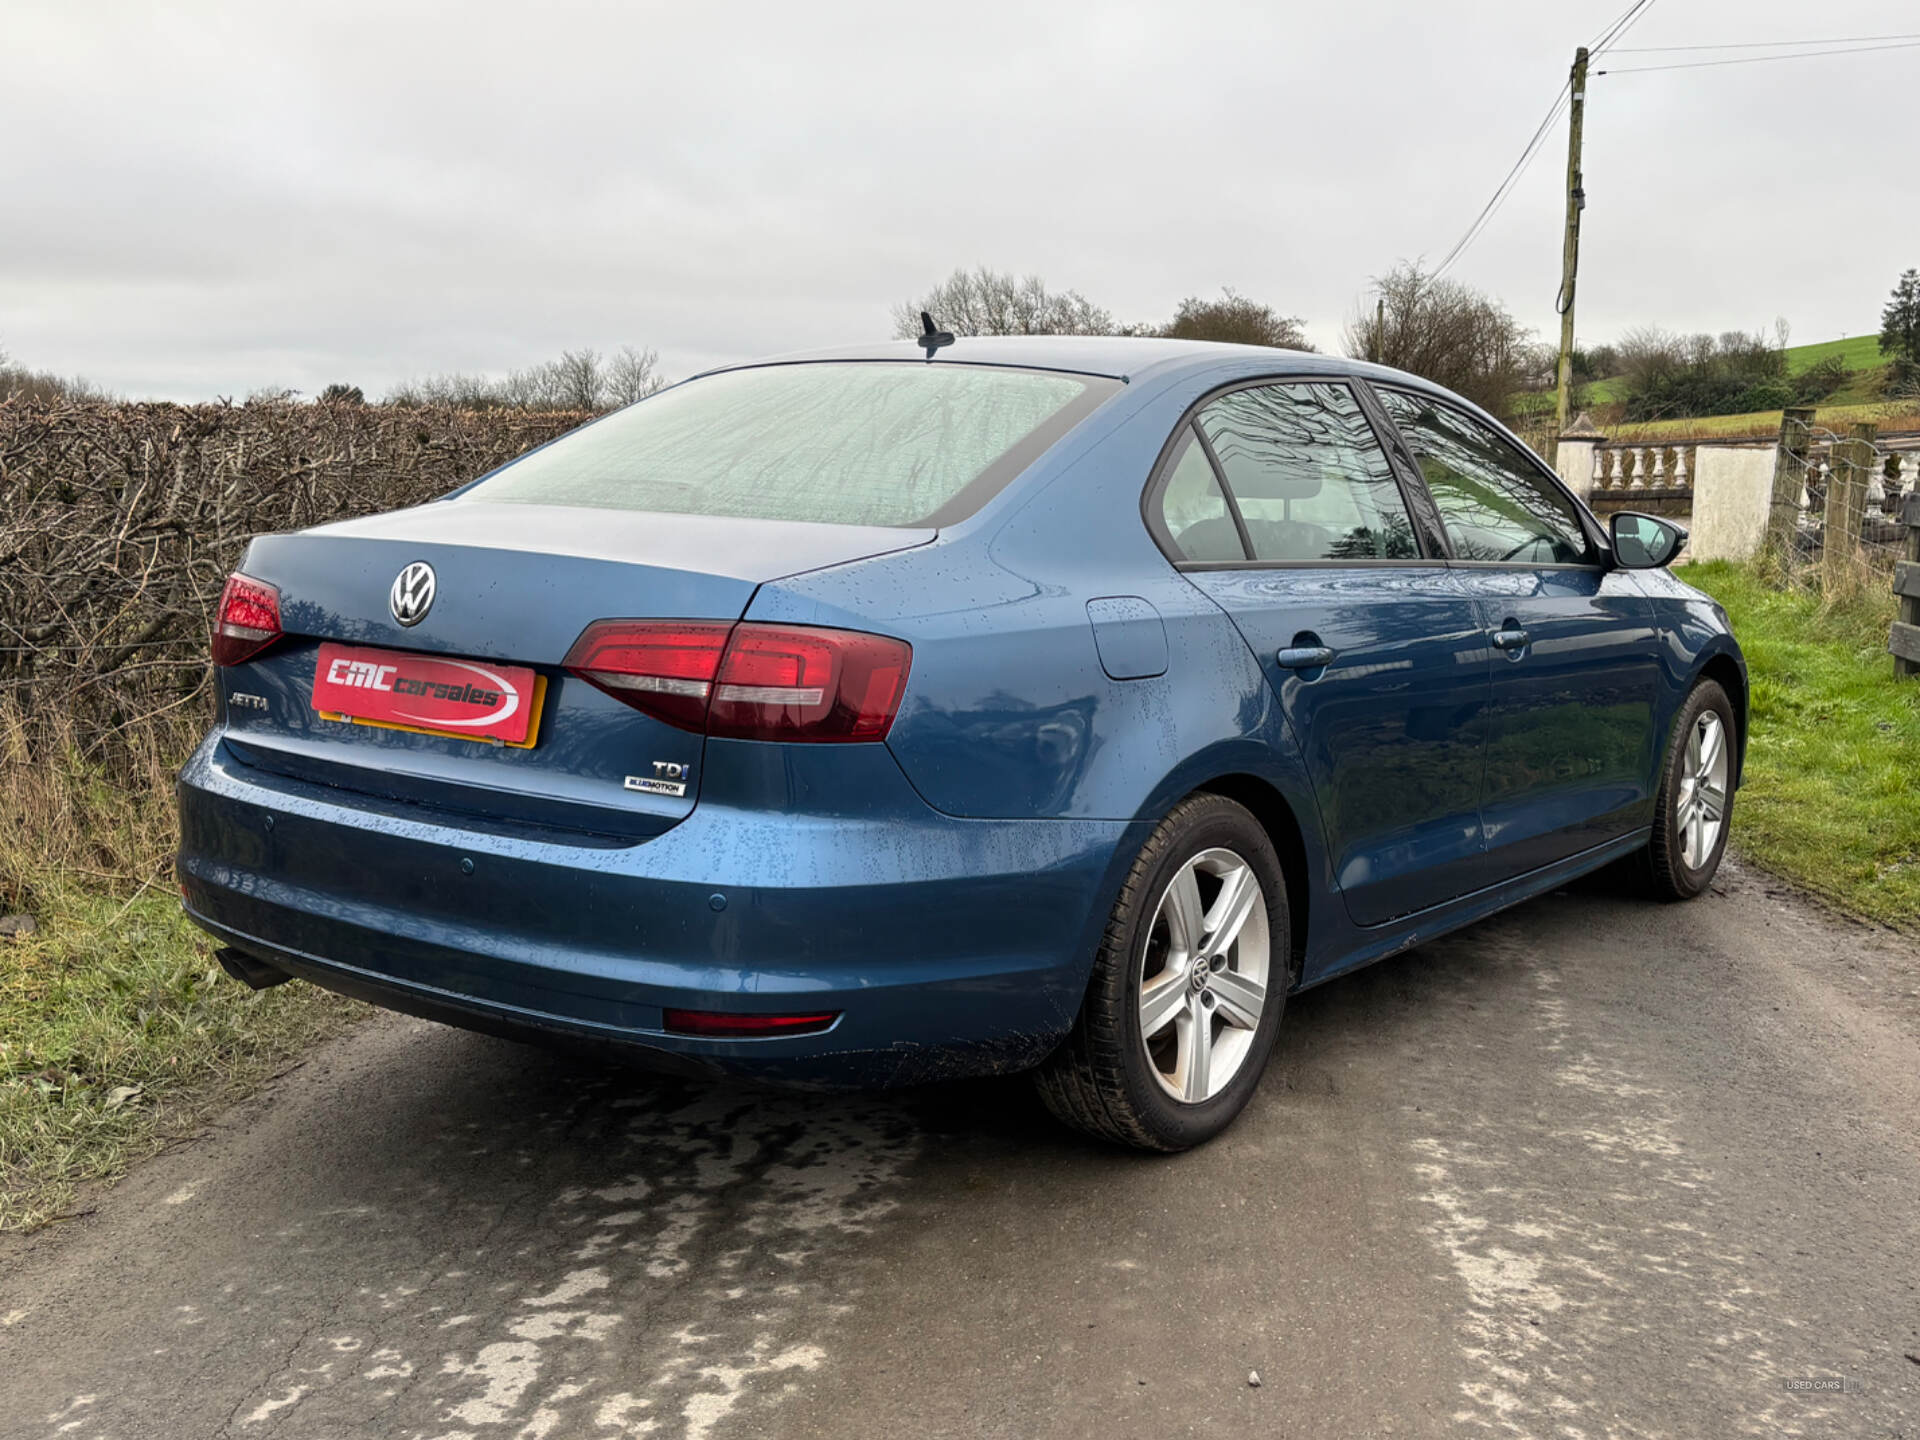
[0,882,365,1230]
[1609,399,1920,443]
[1681,561,1920,929]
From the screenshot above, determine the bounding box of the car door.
[1153,379,1493,927]
[1372,386,1663,883]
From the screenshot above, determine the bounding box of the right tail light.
[564,620,911,742]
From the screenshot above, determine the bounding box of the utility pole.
[1552,45,1589,465]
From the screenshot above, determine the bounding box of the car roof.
[704,335,1449,397]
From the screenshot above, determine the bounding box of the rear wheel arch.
[1194,773,1309,984]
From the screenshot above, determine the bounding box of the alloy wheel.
[1676,710,1730,870]
[1137,847,1271,1104]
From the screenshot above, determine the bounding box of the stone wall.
[1686,446,1777,563]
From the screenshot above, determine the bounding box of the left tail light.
[212,572,283,666]
[564,620,911,742]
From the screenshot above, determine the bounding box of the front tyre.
[1644,678,1736,900]
[1036,794,1290,1152]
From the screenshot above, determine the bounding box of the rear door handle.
[1491,627,1530,652]
[1276,645,1336,670]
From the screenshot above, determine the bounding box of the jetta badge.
[389,561,436,628]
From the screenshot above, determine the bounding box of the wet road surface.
[4,860,1917,1439]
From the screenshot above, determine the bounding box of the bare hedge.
[0,399,590,769]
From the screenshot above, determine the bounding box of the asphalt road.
[4,859,1917,1440]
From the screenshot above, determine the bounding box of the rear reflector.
[564,620,910,742]
[212,572,283,667]
[661,1008,840,1038]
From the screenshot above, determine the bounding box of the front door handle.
[1491,627,1530,652]
[1276,645,1336,670]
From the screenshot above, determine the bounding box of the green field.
[1782,333,1888,373]
[1681,562,1920,930]
[1610,399,1920,443]
[1579,335,1887,409]
[1521,326,1909,437]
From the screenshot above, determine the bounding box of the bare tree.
[496,365,554,410]
[1160,290,1313,350]
[547,349,606,411]
[606,345,664,405]
[1612,325,1683,386]
[385,346,666,412]
[389,371,508,408]
[1607,324,1795,422]
[0,337,116,403]
[892,267,1114,338]
[1343,263,1532,415]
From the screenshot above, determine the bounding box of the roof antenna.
[917,311,955,358]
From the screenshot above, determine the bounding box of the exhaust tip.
[214,946,292,991]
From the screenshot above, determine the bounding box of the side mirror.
[1609,511,1686,570]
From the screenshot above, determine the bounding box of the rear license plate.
[312,642,545,748]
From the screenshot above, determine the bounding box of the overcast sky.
[4,0,1916,400]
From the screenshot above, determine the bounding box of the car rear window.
[462,362,1116,528]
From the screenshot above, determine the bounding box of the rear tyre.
[1036,794,1290,1152]
[1642,678,1736,901]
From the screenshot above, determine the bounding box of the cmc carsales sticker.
[311,642,538,745]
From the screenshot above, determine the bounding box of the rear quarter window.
[1157,425,1247,562]
[463,362,1116,528]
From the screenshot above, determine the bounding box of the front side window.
[1195,382,1418,562]
[464,362,1115,528]
[1377,390,1591,564]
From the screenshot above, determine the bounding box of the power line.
[1422,0,1654,284]
[1430,83,1571,281]
[1585,3,1632,48]
[1589,0,1660,55]
[1597,0,1658,54]
[1610,32,1920,52]
[1586,0,1646,52]
[1427,2,1665,283]
[1598,38,1920,73]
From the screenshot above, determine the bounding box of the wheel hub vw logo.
[389,562,436,627]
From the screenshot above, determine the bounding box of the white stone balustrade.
[1552,414,1917,563]
[1590,444,1699,495]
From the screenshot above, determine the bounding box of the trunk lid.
[218,502,932,838]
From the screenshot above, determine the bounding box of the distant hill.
[1781,333,1886,373]
[1581,333,1888,408]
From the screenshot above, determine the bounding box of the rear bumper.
[176,732,1139,1087]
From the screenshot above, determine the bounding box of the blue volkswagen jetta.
[178,336,1744,1150]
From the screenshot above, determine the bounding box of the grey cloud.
[3,0,1913,398]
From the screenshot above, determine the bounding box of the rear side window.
[1377,389,1591,564]
[1157,425,1247,562]
[1195,383,1418,562]
[464,362,1116,528]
